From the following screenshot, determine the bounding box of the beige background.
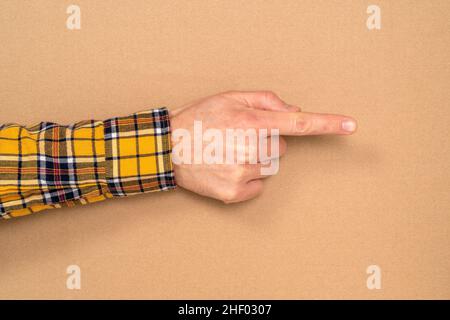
[0,0,449,299]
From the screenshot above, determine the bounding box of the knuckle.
[321,123,332,133]
[246,145,258,163]
[221,186,241,203]
[254,181,264,194]
[231,166,247,181]
[237,110,258,127]
[261,90,278,101]
[295,117,312,133]
[278,137,287,156]
[249,180,264,196]
[220,90,239,98]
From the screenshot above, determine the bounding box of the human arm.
[0,108,175,219]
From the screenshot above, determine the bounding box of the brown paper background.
[0,0,449,299]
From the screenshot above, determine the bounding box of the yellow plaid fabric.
[0,108,176,219]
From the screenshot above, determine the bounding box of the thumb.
[224,90,301,112]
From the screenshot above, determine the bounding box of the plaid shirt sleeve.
[0,108,176,219]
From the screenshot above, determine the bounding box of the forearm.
[0,108,176,219]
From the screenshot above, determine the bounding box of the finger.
[242,164,264,180]
[254,110,357,136]
[227,180,264,203]
[224,90,301,112]
[258,135,287,162]
[242,162,279,181]
[231,136,287,163]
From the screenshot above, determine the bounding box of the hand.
[169,91,357,203]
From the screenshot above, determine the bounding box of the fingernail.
[341,119,356,132]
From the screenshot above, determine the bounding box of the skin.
[170,90,357,203]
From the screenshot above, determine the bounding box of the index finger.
[254,110,357,136]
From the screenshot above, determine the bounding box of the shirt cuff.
[103,108,176,197]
